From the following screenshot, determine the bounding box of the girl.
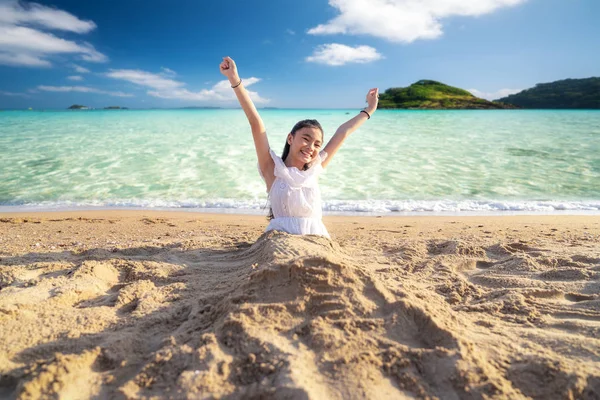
[220,56,378,237]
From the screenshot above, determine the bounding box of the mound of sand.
[0,214,599,399]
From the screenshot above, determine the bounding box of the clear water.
[1,109,599,214]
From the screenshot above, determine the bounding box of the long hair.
[267,119,324,220]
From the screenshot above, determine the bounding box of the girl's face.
[288,127,323,164]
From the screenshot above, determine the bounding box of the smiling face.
[287,126,323,166]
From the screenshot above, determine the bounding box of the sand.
[0,211,599,399]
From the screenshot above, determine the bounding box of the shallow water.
[1,109,599,213]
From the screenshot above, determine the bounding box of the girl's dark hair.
[267,119,324,220]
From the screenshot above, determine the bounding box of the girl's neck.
[284,156,305,170]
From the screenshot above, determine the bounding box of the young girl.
[220,56,378,237]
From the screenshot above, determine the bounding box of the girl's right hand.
[365,88,379,114]
[220,56,240,82]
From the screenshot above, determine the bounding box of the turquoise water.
[1,109,599,213]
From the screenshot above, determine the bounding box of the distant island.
[67,105,129,110]
[377,80,516,109]
[179,106,222,109]
[495,77,600,109]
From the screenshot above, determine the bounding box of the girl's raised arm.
[220,57,274,186]
[321,88,379,169]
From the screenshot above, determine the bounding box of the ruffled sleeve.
[319,150,328,166]
[269,149,289,176]
[257,149,290,183]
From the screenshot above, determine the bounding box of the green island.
[378,77,600,109]
[377,80,516,109]
[495,77,600,109]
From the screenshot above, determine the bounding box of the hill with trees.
[377,80,515,109]
[495,77,600,109]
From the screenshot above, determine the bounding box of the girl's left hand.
[366,88,379,113]
[220,56,240,83]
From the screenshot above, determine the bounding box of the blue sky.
[0,0,598,109]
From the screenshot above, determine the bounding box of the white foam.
[0,198,599,216]
[323,199,600,213]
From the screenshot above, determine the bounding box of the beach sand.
[0,211,599,399]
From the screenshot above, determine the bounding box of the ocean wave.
[1,198,599,214]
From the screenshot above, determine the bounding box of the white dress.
[258,148,330,237]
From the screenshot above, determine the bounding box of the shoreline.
[1,206,600,218]
[2,208,600,221]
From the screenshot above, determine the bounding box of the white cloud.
[106,69,270,104]
[0,0,96,33]
[308,0,527,43]
[0,51,50,67]
[306,43,383,66]
[72,64,90,73]
[286,29,296,35]
[0,1,107,67]
[468,88,522,100]
[37,85,133,97]
[0,25,82,53]
[106,69,183,90]
[67,75,83,81]
[160,67,176,76]
[0,90,30,97]
[78,42,107,62]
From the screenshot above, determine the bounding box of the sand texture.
[0,212,599,399]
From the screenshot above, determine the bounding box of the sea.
[1,109,599,215]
